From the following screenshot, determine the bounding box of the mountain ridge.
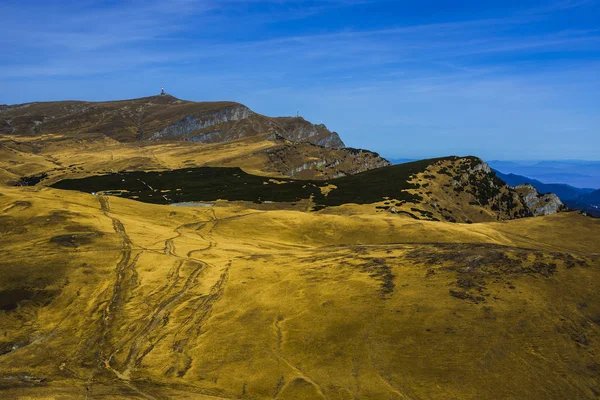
[0,94,570,221]
[0,95,393,182]
[0,94,345,149]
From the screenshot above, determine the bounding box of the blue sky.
[1,0,599,161]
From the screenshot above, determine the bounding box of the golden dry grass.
[0,133,284,186]
[0,182,599,399]
[0,132,598,399]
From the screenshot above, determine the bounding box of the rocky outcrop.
[272,117,345,148]
[316,132,344,148]
[151,114,346,148]
[151,112,346,148]
[405,156,535,222]
[428,158,565,220]
[441,157,532,218]
[263,143,389,180]
[515,184,565,216]
[149,105,253,140]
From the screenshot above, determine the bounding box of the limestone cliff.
[271,117,345,148]
[148,104,253,141]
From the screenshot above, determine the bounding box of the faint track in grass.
[120,259,207,379]
[272,316,329,400]
[89,196,142,393]
[163,261,231,378]
[93,196,234,387]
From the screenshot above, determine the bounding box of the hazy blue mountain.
[564,189,600,217]
[492,169,600,217]
[493,170,595,201]
[579,189,600,204]
[388,158,417,165]
[488,160,600,189]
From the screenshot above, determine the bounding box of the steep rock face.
[515,184,566,216]
[272,117,345,148]
[149,105,253,140]
[147,111,345,149]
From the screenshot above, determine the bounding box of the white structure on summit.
[161,84,165,95]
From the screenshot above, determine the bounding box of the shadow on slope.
[50,157,458,208]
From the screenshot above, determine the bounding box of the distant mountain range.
[493,170,595,200]
[488,160,600,189]
[564,189,600,217]
[387,158,417,165]
[493,169,600,217]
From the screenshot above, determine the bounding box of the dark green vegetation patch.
[50,157,458,208]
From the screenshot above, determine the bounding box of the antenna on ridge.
[161,84,165,96]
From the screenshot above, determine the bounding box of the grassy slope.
[0,133,281,184]
[0,183,599,399]
[0,132,383,184]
